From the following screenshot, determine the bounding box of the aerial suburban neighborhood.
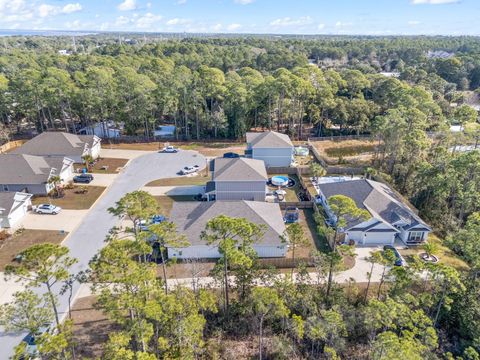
[0,1,479,359]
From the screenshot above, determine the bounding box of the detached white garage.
[0,192,32,229]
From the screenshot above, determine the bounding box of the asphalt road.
[0,150,206,359]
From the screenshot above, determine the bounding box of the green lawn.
[398,234,469,271]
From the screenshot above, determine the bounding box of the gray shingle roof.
[318,179,430,231]
[170,200,286,246]
[213,157,267,182]
[246,131,293,148]
[0,154,58,184]
[12,132,94,158]
[0,192,17,214]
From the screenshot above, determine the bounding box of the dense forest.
[0,35,479,359]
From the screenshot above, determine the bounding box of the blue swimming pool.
[269,176,296,188]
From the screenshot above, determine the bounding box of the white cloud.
[177,0,187,4]
[317,23,325,30]
[166,17,190,25]
[408,20,421,25]
[234,0,254,4]
[211,23,222,31]
[38,4,57,18]
[115,15,130,26]
[411,0,460,4]
[118,0,137,11]
[227,23,242,31]
[269,16,313,27]
[136,12,162,28]
[38,3,82,18]
[62,3,82,14]
[335,21,353,27]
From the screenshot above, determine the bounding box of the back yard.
[312,138,380,165]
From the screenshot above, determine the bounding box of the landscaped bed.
[0,229,67,270]
[74,158,129,174]
[398,234,469,271]
[32,186,106,210]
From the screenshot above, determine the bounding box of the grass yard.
[398,234,469,271]
[154,195,196,217]
[32,186,106,210]
[75,158,128,174]
[146,172,210,187]
[267,174,303,202]
[0,229,67,270]
[312,139,380,165]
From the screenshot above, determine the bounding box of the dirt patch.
[312,139,380,165]
[159,260,216,280]
[71,295,117,359]
[103,141,245,157]
[32,186,106,210]
[0,229,67,270]
[75,158,128,174]
[146,172,210,187]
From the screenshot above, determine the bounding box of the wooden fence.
[279,201,313,210]
[308,134,373,142]
[0,140,26,154]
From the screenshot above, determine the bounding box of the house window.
[179,251,183,256]
[2,185,8,191]
[408,231,424,242]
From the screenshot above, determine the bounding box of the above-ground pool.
[295,146,309,156]
[270,176,296,188]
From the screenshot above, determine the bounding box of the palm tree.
[310,162,326,182]
[48,175,62,198]
[82,154,94,171]
[422,241,439,261]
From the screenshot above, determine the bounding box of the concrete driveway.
[336,245,384,283]
[84,173,118,187]
[21,210,89,232]
[142,185,205,196]
[0,150,206,358]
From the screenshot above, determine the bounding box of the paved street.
[0,150,206,359]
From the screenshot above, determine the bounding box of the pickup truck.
[32,204,62,215]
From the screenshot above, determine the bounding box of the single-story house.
[245,131,294,167]
[0,154,74,195]
[317,179,431,246]
[12,131,101,163]
[0,192,32,229]
[205,157,268,201]
[167,200,288,259]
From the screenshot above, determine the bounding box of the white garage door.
[364,232,395,245]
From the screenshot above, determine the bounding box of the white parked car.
[179,165,199,175]
[161,145,179,153]
[32,204,62,215]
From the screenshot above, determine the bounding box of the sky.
[0,0,479,35]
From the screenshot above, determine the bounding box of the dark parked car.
[383,245,405,266]
[223,152,240,158]
[73,174,94,183]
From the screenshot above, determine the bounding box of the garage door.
[363,232,395,245]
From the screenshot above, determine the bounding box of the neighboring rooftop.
[11,132,96,158]
[246,131,293,148]
[170,200,286,246]
[318,179,430,230]
[0,192,32,215]
[0,154,64,184]
[213,157,267,182]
